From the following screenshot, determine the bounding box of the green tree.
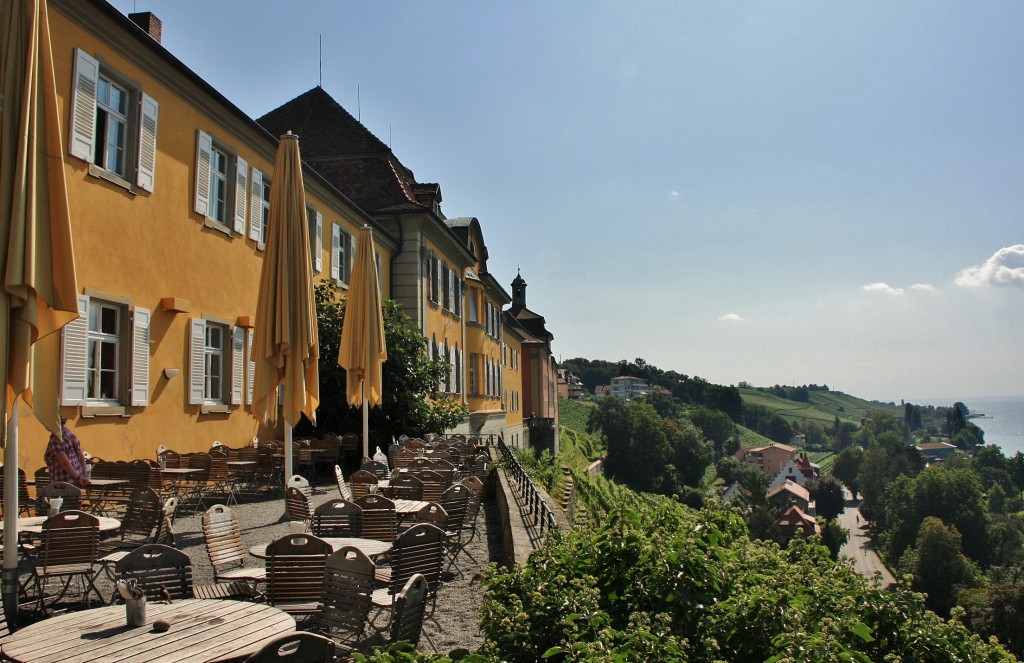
[304,281,466,448]
[688,407,735,459]
[818,518,849,560]
[898,517,980,617]
[960,582,1024,659]
[831,446,864,499]
[835,422,856,450]
[808,475,846,520]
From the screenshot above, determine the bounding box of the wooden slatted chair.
[285,486,314,523]
[385,473,424,501]
[359,460,389,482]
[116,544,260,603]
[243,632,335,663]
[207,448,238,507]
[470,455,488,480]
[334,465,352,501]
[390,573,429,647]
[29,511,102,614]
[349,470,377,501]
[265,533,331,616]
[287,474,312,498]
[370,524,445,634]
[410,469,445,503]
[311,499,362,538]
[0,466,33,516]
[339,433,361,472]
[354,494,396,543]
[97,487,162,555]
[440,484,471,575]
[312,546,375,654]
[202,504,267,585]
[392,448,416,471]
[35,481,82,516]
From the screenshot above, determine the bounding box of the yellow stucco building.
[10,1,395,472]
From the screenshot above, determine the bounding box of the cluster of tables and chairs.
[0,432,491,660]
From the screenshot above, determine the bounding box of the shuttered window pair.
[306,206,323,274]
[188,319,246,407]
[330,224,354,284]
[195,130,248,234]
[249,170,270,246]
[61,295,150,408]
[69,49,157,191]
[428,253,440,305]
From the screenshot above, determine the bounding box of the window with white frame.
[195,130,247,235]
[468,288,478,323]
[306,206,323,273]
[189,319,244,408]
[61,294,150,409]
[332,224,353,284]
[69,49,158,191]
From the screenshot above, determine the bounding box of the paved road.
[838,492,897,589]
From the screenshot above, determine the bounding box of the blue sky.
[110,0,1023,402]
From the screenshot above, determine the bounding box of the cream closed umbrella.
[251,133,319,486]
[0,0,80,623]
[338,225,387,460]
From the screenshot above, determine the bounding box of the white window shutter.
[69,49,99,162]
[189,318,206,405]
[246,330,255,405]
[61,295,90,406]
[331,224,341,280]
[347,234,356,283]
[137,93,159,192]
[233,156,248,233]
[131,307,151,406]
[194,131,212,216]
[231,327,244,405]
[249,168,263,241]
[314,211,323,273]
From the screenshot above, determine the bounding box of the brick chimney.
[129,12,162,44]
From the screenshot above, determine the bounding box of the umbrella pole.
[362,382,369,461]
[284,421,293,488]
[3,408,20,625]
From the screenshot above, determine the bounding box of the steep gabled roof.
[775,506,820,534]
[257,87,435,216]
[767,479,810,502]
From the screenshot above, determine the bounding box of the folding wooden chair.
[285,486,314,523]
[390,573,429,647]
[116,544,260,603]
[202,504,266,585]
[243,632,335,663]
[370,524,444,637]
[311,499,362,538]
[359,460,389,481]
[28,511,102,614]
[265,533,331,616]
[287,474,312,498]
[349,470,377,501]
[312,546,375,653]
[334,465,353,501]
[354,494,396,543]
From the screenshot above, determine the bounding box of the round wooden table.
[0,599,295,663]
[0,514,121,533]
[249,535,391,559]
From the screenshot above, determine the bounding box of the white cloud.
[863,282,904,296]
[668,190,681,198]
[955,244,1024,288]
[718,313,744,322]
[910,283,937,292]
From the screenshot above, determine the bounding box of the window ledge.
[203,218,233,237]
[87,164,135,193]
[81,405,131,418]
[200,404,230,415]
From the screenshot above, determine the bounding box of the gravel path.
[88,478,497,655]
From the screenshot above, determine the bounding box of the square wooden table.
[0,598,295,663]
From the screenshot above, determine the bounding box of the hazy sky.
[109,1,1023,402]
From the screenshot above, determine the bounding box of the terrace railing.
[496,436,557,543]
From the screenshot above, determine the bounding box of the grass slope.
[740,387,901,427]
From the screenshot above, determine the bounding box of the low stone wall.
[492,465,571,567]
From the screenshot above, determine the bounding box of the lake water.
[920,396,1024,458]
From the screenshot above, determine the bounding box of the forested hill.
[562,356,904,427]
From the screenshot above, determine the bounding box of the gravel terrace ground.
[68,474,505,655]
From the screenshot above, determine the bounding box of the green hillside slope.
[740,387,901,427]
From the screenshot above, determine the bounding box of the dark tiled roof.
[506,306,553,345]
[257,87,433,215]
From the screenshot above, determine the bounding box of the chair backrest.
[387,473,424,501]
[349,470,377,501]
[354,494,396,542]
[311,499,362,538]
[285,487,312,522]
[393,448,416,470]
[339,433,360,456]
[202,504,245,571]
[187,452,212,480]
[334,465,352,501]
[359,460,388,481]
[287,474,311,497]
[411,469,445,503]
[387,523,445,597]
[387,443,401,470]
[440,484,469,530]
[390,573,429,646]
[154,514,175,547]
[116,543,193,601]
[40,510,98,569]
[243,632,335,663]
[120,486,163,542]
[415,502,448,528]
[408,457,432,473]
[313,546,375,648]
[471,455,488,479]
[266,534,331,605]
[0,466,32,516]
[404,438,427,451]
[37,481,82,515]
[461,475,484,522]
